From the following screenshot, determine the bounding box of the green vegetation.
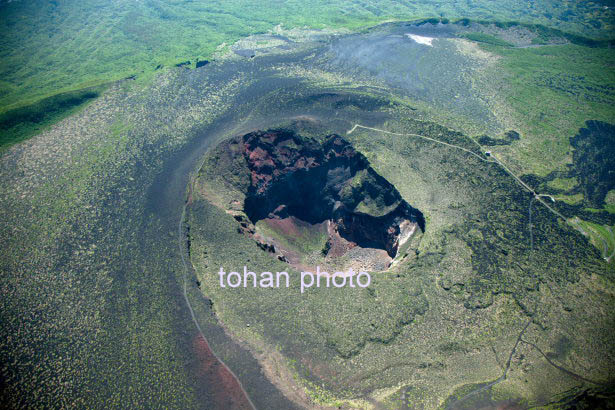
[0,86,104,150]
[460,32,514,47]
[568,120,615,208]
[606,190,615,214]
[0,58,250,409]
[547,177,578,191]
[255,218,328,257]
[483,43,615,176]
[458,18,615,47]
[570,217,615,264]
[555,193,584,205]
[1,0,613,124]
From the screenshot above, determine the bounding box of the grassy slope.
[570,217,615,265]
[0,13,612,405]
[451,35,615,271]
[484,43,615,176]
[460,32,515,47]
[1,0,613,113]
[184,83,613,406]
[0,85,106,150]
[464,39,614,246]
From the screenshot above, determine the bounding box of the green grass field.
[570,217,615,264]
[1,0,613,115]
[570,218,615,263]
[460,32,515,47]
[0,85,105,150]
[477,42,615,176]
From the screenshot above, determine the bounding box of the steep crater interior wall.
[226,128,425,272]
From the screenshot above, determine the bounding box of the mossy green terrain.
[570,217,615,265]
[0,85,105,150]
[460,32,515,47]
[480,43,615,176]
[315,20,614,183]
[1,0,613,138]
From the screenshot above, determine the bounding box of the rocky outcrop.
[240,129,424,258]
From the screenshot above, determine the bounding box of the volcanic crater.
[201,128,425,272]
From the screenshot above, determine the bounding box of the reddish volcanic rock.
[242,130,323,194]
[192,334,253,410]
